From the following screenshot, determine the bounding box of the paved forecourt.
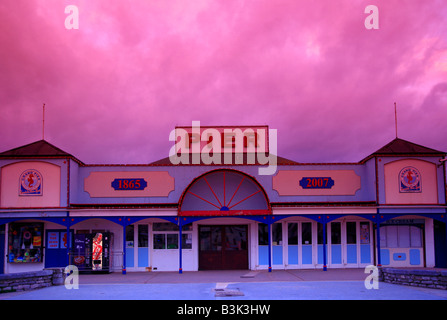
[1,269,447,300]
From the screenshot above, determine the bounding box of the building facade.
[0,125,446,274]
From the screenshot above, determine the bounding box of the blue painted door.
[330,222,342,265]
[45,230,71,268]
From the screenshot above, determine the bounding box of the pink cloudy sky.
[1,0,446,164]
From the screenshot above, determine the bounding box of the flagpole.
[394,102,398,138]
[42,103,45,140]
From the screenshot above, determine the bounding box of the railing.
[68,251,124,272]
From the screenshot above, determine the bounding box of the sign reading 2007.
[299,177,334,189]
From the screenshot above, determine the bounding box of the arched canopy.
[179,169,271,216]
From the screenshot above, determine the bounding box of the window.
[200,226,221,251]
[410,226,422,247]
[380,225,423,248]
[272,223,282,245]
[258,224,268,246]
[360,222,370,244]
[346,222,356,244]
[153,222,178,232]
[288,223,298,245]
[382,225,398,248]
[167,234,179,249]
[317,223,326,244]
[153,234,166,249]
[182,233,193,250]
[138,225,148,247]
[224,226,247,251]
[398,226,410,248]
[331,222,341,245]
[258,223,282,245]
[302,222,312,245]
[153,223,192,250]
[126,225,134,248]
[8,223,44,263]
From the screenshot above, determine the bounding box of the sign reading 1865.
[111,178,148,191]
[299,177,334,189]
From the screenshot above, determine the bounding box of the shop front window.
[8,223,44,263]
[153,223,192,250]
[380,224,423,248]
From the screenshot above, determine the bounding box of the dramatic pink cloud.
[1,0,446,164]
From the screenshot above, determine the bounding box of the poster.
[47,232,59,249]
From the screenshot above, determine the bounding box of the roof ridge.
[375,137,444,154]
[360,137,446,163]
[0,139,83,163]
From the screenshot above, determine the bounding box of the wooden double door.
[199,225,248,270]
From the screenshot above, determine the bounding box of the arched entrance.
[179,169,271,216]
[179,169,271,270]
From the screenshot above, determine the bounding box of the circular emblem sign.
[20,169,43,195]
[399,166,421,193]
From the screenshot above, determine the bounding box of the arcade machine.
[71,232,113,273]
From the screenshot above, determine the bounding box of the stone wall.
[0,268,65,293]
[380,268,447,290]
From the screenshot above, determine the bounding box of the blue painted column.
[268,221,272,272]
[179,219,183,274]
[66,212,71,267]
[376,215,382,267]
[322,220,327,271]
[122,217,127,275]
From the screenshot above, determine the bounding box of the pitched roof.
[0,140,83,163]
[361,138,445,162]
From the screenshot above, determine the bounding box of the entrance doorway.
[199,225,248,270]
[286,221,314,267]
[0,225,4,274]
[434,220,447,268]
[45,229,71,268]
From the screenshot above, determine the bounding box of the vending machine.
[72,232,113,273]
